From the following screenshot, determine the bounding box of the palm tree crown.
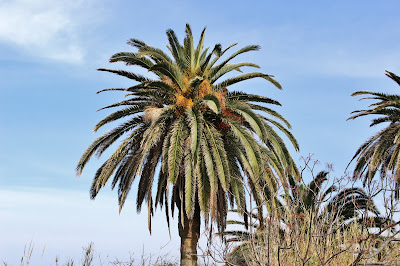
[76,24,298,264]
[348,71,400,196]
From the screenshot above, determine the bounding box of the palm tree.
[348,71,400,197]
[76,24,298,265]
[286,171,381,226]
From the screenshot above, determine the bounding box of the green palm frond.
[167,117,185,184]
[228,91,281,105]
[215,72,281,90]
[97,68,149,82]
[210,63,260,84]
[109,51,154,69]
[209,45,260,77]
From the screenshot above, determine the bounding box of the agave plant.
[76,24,298,265]
[348,71,400,197]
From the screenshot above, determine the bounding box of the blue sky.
[1,0,399,264]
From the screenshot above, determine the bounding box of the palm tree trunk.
[178,206,201,266]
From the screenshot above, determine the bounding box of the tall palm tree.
[348,71,400,197]
[76,24,298,265]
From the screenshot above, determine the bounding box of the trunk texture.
[178,207,201,266]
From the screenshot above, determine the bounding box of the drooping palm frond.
[348,71,400,197]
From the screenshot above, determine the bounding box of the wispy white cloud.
[0,0,98,63]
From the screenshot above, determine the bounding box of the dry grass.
[224,213,400,265]
[213,158,400,265]
[3,242,179,266]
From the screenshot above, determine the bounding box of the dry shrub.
[216,158,400,266]
[227,211,400,266]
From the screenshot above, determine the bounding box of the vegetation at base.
[8,242,179,266]
[221,157,400,265]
